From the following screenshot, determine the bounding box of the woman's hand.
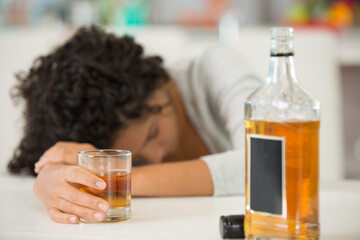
[34,142,96,173]
[33,163,109,224]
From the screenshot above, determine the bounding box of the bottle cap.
[219,215,245,239]
[270,27,294,56]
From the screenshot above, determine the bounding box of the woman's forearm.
[131,159,214,197]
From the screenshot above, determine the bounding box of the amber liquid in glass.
[79,171,131,211]
[245,120,320,239]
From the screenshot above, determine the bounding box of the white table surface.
[0,173,359,240]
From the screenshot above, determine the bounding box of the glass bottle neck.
[268,27,297,84]
[267,55,298,84]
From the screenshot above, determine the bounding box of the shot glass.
[78,150,131,222]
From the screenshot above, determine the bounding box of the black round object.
[219,215,245,239]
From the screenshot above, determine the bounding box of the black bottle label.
[247,134,286,216]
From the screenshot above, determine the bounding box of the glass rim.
[79,149,132,158]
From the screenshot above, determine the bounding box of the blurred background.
[0,0,359,180]
[1,0,360,28]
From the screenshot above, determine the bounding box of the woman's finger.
[34,142,96,173]
[60,184,109,212]
[57,199,105,222]
[35,155,58,173]
[35,151,53,173]
[35,145,62,173]
[61,166,106,190]
[48,208,79,224]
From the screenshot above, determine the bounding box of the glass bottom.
[80,207,131,223]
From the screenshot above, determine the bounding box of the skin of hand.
[33,163,110,224]
[34,142,96,174]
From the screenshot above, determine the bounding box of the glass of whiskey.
[78,150,132,223]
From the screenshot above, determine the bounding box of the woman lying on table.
[8,26,261,224]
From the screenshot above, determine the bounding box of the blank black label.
[249,135,284,215]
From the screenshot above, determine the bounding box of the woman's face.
[112,87,178,164]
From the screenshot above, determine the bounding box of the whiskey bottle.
[244,27,320,239]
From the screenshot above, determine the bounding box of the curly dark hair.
[8,25,170,175]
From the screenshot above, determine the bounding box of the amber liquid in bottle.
[79,171,131,209]
[244,120,319,239]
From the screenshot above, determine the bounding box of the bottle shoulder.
[245,81,320,121]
